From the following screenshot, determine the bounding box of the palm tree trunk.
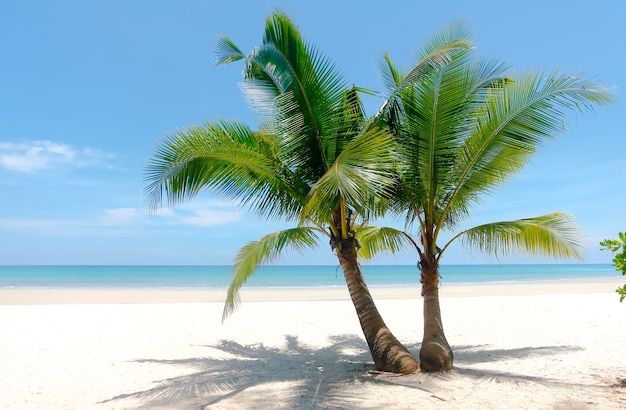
[419,261,453,371]
[335,237,418,374]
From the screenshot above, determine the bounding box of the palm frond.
[323,87,367,165]
[477,70,614,154]
[376,22,474,131]
[381,53,506,227]
[401,20,473,90]
[391,48,479,226]
[237,11,347,180]
[214,35,246,66]
[379,52,405,91]
[222,227,323,321]
[144,120,307,220]
[301,126,399,224]
[357,226,417,260]
[452,212,583,260]
[443,70,614,229]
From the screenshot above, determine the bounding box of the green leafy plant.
[600,232,626,302]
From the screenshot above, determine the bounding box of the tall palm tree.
[362,25,614,371]
[145,11,469,374]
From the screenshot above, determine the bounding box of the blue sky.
[1,0,624,265]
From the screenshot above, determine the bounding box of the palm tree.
[144,11,470,374]
[362,25,614,371]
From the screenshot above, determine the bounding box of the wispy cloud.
[151,200,242,227]
[0,140,113,173]
[101,201,242,228]
[0,202,243,234]
[179,209,240,227]
[102,208,142,224]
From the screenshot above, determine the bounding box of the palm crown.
[145,11,401,317]
[373,25,614,262]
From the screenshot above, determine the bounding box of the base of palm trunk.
[383,358,419,374]
[335,236,419,375]
[371,329,419,374]
[419,341,453,372]
[419,263,453,372]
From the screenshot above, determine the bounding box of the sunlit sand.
[1,278,624,409]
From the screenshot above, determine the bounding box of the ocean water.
[0,264,617,289]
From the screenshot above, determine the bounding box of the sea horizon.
[0,263,617,289]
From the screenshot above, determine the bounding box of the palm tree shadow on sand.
[99,336,604,409]
[101,334,386,409]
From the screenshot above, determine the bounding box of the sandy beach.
[1,278,625,409]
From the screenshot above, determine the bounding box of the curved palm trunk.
[419,258,453,371]
[334,236,418,374]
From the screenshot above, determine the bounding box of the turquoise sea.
[0,264,617,289]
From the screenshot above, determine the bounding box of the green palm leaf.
[301,126,398,224]
[380,52,510,230]
[223,227,322,321]
[214,35,246,66]
[144,120,307,220]
[380,21,474,94]
[452,212,583,260]
[445,71,615,229]
[376,22,474,140]
[323,87,367,167]
[357,226,415,260]
[238,11,347,179]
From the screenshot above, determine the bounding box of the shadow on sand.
[100,336,596,409]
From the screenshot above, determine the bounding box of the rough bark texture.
[334,236,419,374]
[419,259,454,371]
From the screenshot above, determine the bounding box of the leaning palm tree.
[361,25,614,371]
[145,11,471,374]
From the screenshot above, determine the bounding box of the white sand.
[0,278,625,409]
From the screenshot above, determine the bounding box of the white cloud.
[0,201,242,235]
[153,200,242,227]
[0,140,112,173]
[103,208,141,224]
[179,209,240,227]
[153,207,174,217]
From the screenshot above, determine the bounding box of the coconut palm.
[145,11,471,374]
[361,26,614,371]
